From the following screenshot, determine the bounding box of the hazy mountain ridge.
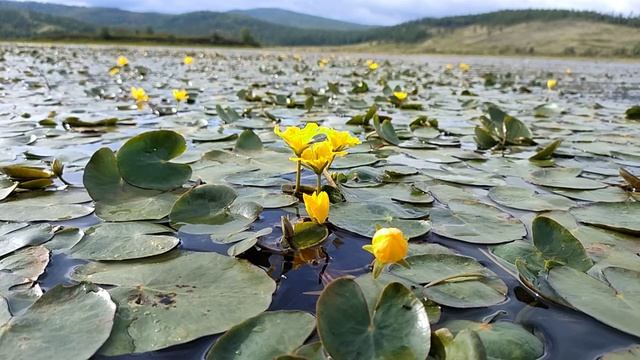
[0,1,638,56]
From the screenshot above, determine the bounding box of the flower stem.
[316,173,322,193]
[294,161,302,194]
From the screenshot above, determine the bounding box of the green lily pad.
[70,222,179,260]
[205,311,316,360]
[116,130,192,190]
[571,202,640,234]
[234,129,263,153]
[431,200,526,244]
[0,283,116,360]
[0,189,94,222]
[548,266,640,337]
[0,245,49,312]
[329,202,431,239]
[444,320,544,360]
[317,278,431,360]
[289,221,329,250]
[84,147,181,221]
[0,223,55,257]
[391,254,508,308]
[551,187,630,203]
[170,185,262,235]
[532,216,593,271]
[71,251,275,355]
[488,186,576,211]
[373,116,400,145]
[529,139,562,161]
[528,168,605,190]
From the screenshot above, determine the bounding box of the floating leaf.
[317,278,431,360]
[329,202,431,239]
[391,254,508,308]
[549,266,640,337]
[488,185,575,211]
[571,202,640,234]
[0,283,116,360]
[116,130,192,190]
[70,222,179,261]
[71,251,275,355]
[431,200,525,244]
[205,311,316,360]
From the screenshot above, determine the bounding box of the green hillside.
[230,8,372,31]
[0,2,638,57]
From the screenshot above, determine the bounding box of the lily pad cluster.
[0,46,638,359]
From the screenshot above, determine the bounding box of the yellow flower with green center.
[292,140,342,175]
[184,56,193,65]
[173,89,189,102]
[116,56,129,67]
[363,227,410,278]
[547,79,558,90]
[393,91,408,102]
[319,127,361,152]
[303,191,329,224]
[274,123,320,156]
[459,63,470,72]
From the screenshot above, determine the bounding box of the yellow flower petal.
[547,79,558,90]
[184,56,193,65]
[318,127,361,152]
[393,91,408,102]
[172,89,189,102]
[116,56,129,67]
[275,123,320,156]
[294,141,339,174]
[366,227,408,264]
[303,191,329,224]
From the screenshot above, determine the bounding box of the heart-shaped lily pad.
[84,147,181,221]
[317,278,431,360]
[116,130,192,190]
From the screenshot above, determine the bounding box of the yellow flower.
[319,127,361,152]
[274,123,320,156]
[363,227,408,264]
[367,60,379,70]
[172,89,189,102]
[109,67,120,76]
[547,79,558,90]
[393,91,408,102]
[445,63,454,71]
[459,63,470,72]
[291,140,342,174]
[130,87,148,109]
[184,56,193,65]
[318,58,329,68]
[303,191,329,224]
[116,56,129,67]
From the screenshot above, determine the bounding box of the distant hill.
[229,8,372,31]
[0,2,637,57]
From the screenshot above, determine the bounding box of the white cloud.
[22,0,640,25]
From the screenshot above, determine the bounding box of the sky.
[24,0,640,25]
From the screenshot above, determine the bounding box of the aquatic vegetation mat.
[0,46,639,359]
